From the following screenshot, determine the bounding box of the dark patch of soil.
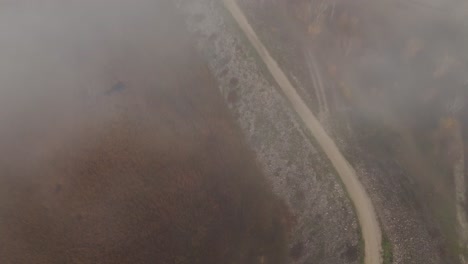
[341,244,359,262]
[230,77,239,86]
[290,241,305,260]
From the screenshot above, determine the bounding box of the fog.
[1,0,468,263]
[0,1,293,263]
[0,0,174,159]
[232,0,468,262]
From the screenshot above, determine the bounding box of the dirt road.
[221,0,382,263]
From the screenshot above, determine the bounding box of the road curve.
[221,0,382,263]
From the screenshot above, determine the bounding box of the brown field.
[0,1,290,263]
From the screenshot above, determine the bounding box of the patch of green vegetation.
[433,196,460,260]
[457,244,468,258]
[359,228,365,264]
[382,234,393,264]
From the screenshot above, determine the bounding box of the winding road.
[221,0,382,263]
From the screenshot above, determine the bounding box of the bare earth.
[0,1,290,263]
[221,0,382,263]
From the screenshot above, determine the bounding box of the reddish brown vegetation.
[0,1,290,263]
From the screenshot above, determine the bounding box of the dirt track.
[221,0,382,263]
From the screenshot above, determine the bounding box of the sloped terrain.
[236,0,468,263]
[0,1,290,263]
[177,1,361,263]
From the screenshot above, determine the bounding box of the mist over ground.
[0,1,290,263]
[2,0,468,263]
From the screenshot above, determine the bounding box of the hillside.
[0,1,290,263]
[235,0,468,263]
